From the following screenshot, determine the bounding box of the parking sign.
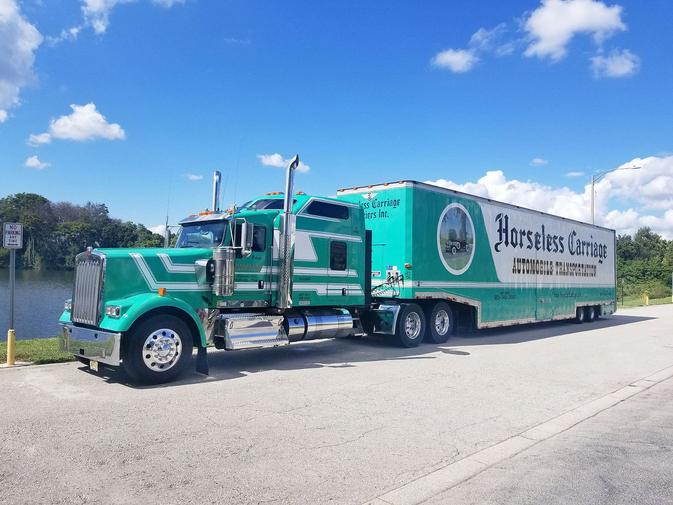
[3,223,23,249]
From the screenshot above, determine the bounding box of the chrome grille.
[72,251,105,326]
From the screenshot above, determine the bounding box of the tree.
[0,193,164,270]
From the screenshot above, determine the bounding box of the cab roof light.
[266,191,284,195]
[198,210,215,216]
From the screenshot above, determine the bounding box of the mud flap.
[195,345,209,375]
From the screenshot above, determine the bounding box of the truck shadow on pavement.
[89,313,654,389]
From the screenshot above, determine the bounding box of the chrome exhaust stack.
[277,155,300,310]
[212,171,222,212]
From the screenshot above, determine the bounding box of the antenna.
[164,168,174,247]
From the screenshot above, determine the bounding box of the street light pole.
[590,165,641,225]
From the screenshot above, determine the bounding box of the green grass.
[618,295,672,308]
[0,337,74,365]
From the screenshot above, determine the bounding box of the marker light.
[158,287,167,297]
[105,305,122,318]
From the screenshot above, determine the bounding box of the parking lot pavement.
[0,305,671,505]
[423,376,673,505]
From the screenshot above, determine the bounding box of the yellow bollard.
[643,293,649,306]
[6,329,16,366]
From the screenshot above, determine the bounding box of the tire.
[574,307,586,324]
[585,306,596,322]
[594,306,601,319]
[123,314,194,384]
[426,302,453,344]
[451,246,458,255]
[395,304,426,348]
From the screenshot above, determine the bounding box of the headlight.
[64,299,72,312]
[105,305,122,318]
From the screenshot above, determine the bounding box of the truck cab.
[60,159,370,384]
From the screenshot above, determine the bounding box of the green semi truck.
[60,156,616,383]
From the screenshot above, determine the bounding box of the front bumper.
[61,324,122,366]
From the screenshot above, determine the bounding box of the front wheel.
[123,315,193,384]
[395,304,426,348]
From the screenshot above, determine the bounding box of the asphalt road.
[1,305,672,505]
[424,377,673,505]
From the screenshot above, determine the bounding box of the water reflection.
[0,269,74,340]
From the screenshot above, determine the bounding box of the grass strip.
[0,337,74,365]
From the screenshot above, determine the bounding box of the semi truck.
[60,156,617,384]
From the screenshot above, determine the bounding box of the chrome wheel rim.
[142,328,181,372]
[405,312,422,339]
[434,309,450,336]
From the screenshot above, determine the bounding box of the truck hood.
[95,247,213,300]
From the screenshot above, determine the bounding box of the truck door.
[232,219,272,304]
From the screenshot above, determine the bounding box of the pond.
[0,269,74,340]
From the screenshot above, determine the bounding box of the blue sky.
[1,0,672,236]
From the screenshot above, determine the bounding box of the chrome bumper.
[61,324,122,366]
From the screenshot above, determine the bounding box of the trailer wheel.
[395,304,425,347]
[123,314,193,384]
[585,306,596,322]
[426,302,453,344]
[574,307,586,324]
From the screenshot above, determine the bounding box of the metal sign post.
[3,223,23,366]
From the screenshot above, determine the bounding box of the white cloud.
[28,132,51,145]
[469,23,514,56]
[530,157,549,166]
[524,0,625,61]
[80,0,184,35]
[431,49,479,73]
[426,155,673,239]
[24,155,50,170]
[151,0,185,6]
[0,0,43,120]
[184,173,203,181]
[257,153,310,173]
[591,49,639,78]
[149,224,167,236]
[432,1,637,77]
[82,0,131,34]
[29,103,125,144]
[566,171,585,177]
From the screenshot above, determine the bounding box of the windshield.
[175,222,226,248]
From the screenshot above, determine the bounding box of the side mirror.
[240,222,254,257]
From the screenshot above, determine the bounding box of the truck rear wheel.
[426,302,453,344]
[395,304,425,348]
[123,315,193,384]
[585,306,596,322]
[574,307,586,324]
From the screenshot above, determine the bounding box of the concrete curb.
[364,364,673,505]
